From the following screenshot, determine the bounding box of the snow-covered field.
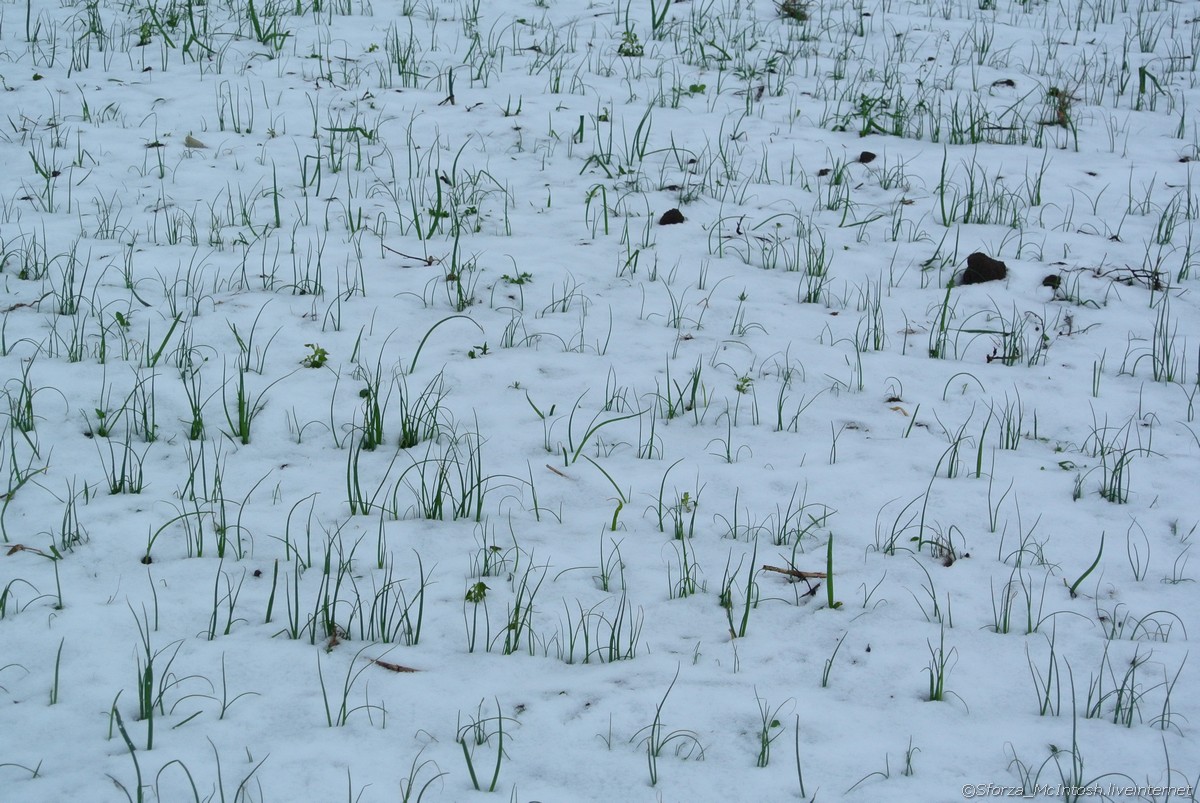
[2,0,1199,799]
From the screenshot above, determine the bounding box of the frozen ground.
[1,0,1199,800]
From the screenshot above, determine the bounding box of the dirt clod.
[961,252,1007,285]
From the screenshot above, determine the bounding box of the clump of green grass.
[777,0,809,21]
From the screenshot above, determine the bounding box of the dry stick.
[761,565,827,580]
[380,244,439,266]
[367,657,421,673]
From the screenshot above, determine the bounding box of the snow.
[1,0,1199,799]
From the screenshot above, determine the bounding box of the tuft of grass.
[456,699,515,792]
[777,0,809,22]
[631,667,705,787]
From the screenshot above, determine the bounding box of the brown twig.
[761,564,826,580]
[381,244,439,267]
[367,657,420,673]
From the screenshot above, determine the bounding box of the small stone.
[857,151,877,164]
[961,252,1007,285]
[1042,274,1061,289]
[658,208,685,225]
[184,135,208,149]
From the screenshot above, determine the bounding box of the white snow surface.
[1,0,1199,800]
